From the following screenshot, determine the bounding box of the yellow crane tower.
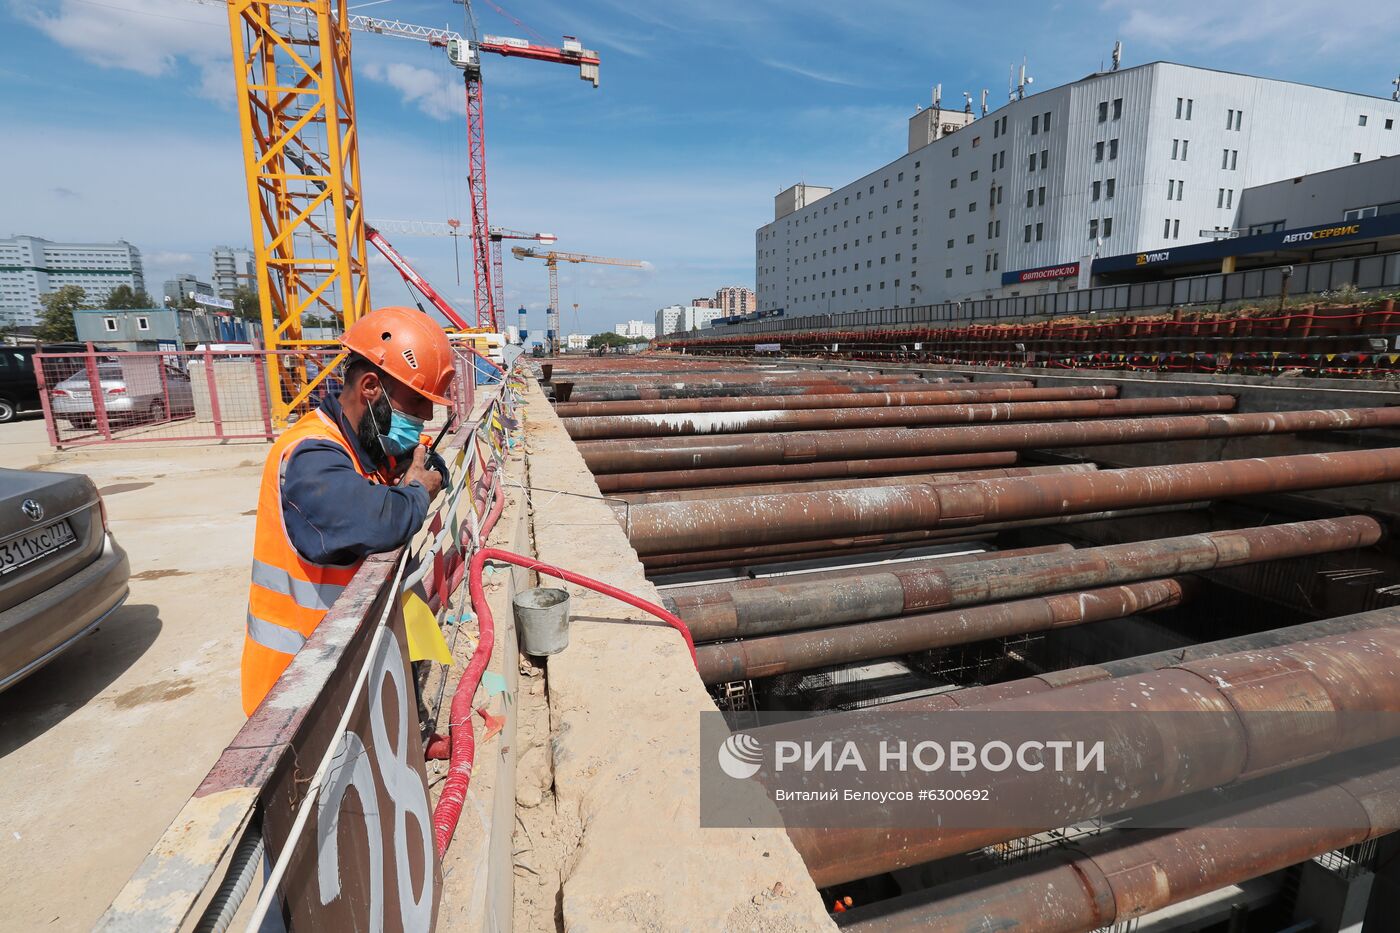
[510,247,646,355]
[225,0,369,425]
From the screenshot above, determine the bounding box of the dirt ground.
[0,417,261,930]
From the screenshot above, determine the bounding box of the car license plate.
[0,521,77,575]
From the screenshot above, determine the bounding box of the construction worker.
[241,307,455,716]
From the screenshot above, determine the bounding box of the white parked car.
[50,362,195,429]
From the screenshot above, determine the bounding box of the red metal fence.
[35,343,488,448]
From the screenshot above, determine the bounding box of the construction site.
[7,2,1400,933]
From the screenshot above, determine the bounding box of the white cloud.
[1103,0,1400,58]
[760,58,866,88]
[146,250,195,266]
[20,0,230,99]
[360,60,464,121]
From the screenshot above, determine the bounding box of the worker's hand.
[425,450,450,482]
[401,444,443,499]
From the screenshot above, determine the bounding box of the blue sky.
[3,0,1398,334]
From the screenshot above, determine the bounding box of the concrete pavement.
[0,418,265,930]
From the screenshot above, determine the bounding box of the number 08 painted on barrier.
[317,631,436,931]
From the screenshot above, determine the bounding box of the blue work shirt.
[280,394,430,566]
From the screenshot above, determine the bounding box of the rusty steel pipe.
[783,622,1400,887]
[563,381,1000,403]
[649,536,1000,577]
[583,405,1400,475]
[627,440,1400,555]
[555,383,1090,418]
[662,543,1074,609]
[678,517,1381,641]
[563,370,932,385]
[883,604,1400,715]
[565,395,1235,440]
[641,504,1210,575]
[595,451,1021,494]
[615,464,1095,507]
[838,762,1400,932]
[696,578,1190,683]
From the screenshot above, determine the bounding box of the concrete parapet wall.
[520,378,834,930]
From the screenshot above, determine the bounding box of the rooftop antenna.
[980,88,989,116]
[1111,40,1123,71]
[1008,63,1016,102]
[963,91,973,114]
[1393,73,1400,101]
[933,83,942,114]
[1014,58,1033,101]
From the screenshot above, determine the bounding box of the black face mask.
[355,392,395,470]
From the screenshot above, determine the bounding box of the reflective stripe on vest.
[246,609,307,655]
[249,558,347,612]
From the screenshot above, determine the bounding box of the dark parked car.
[0,347,39,423]
[0,467,130,690]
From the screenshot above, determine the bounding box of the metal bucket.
[513,587,572,656]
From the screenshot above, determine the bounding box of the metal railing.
[34,343,499,448]
[705,249,1400,337]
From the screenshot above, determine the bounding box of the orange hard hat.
[341,307,455,405]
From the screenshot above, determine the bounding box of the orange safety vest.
[240,409,387,716]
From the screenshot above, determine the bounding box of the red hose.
[430,536,697,854]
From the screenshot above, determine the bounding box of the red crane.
[367,220,556,330]
[350,11,599,330]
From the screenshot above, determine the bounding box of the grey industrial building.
[163,274,215,306]
[756,61,1400,319]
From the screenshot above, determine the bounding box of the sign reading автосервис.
[1093,213,1400,274]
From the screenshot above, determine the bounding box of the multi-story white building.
[614,319,656,339]
[210,246,254,300]
[655,304,725,336]
[756,62,1400,318]
[564,333,592,350]
[0,235,145,327]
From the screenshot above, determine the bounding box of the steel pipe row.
[561,380,1009,403]
[661,543,1073,609]
[837,760,1400,932]
[555,383,1101,418]
[678,517,1380,640]
[616,463,1094,507]
[886,604,1400,715]
[595,451,1021,493]
[564,394,1234,440]
[560,370,932,385]
[627,441,1400,555]
[640,504,1208,574]
[582,405,1400,474]
[783,621,1400,886]
[696,578,1191,683]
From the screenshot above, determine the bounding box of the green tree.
[36,285,88,343]
[232,285,260,322]
[103,284,156,309]
[586,331,631,350]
